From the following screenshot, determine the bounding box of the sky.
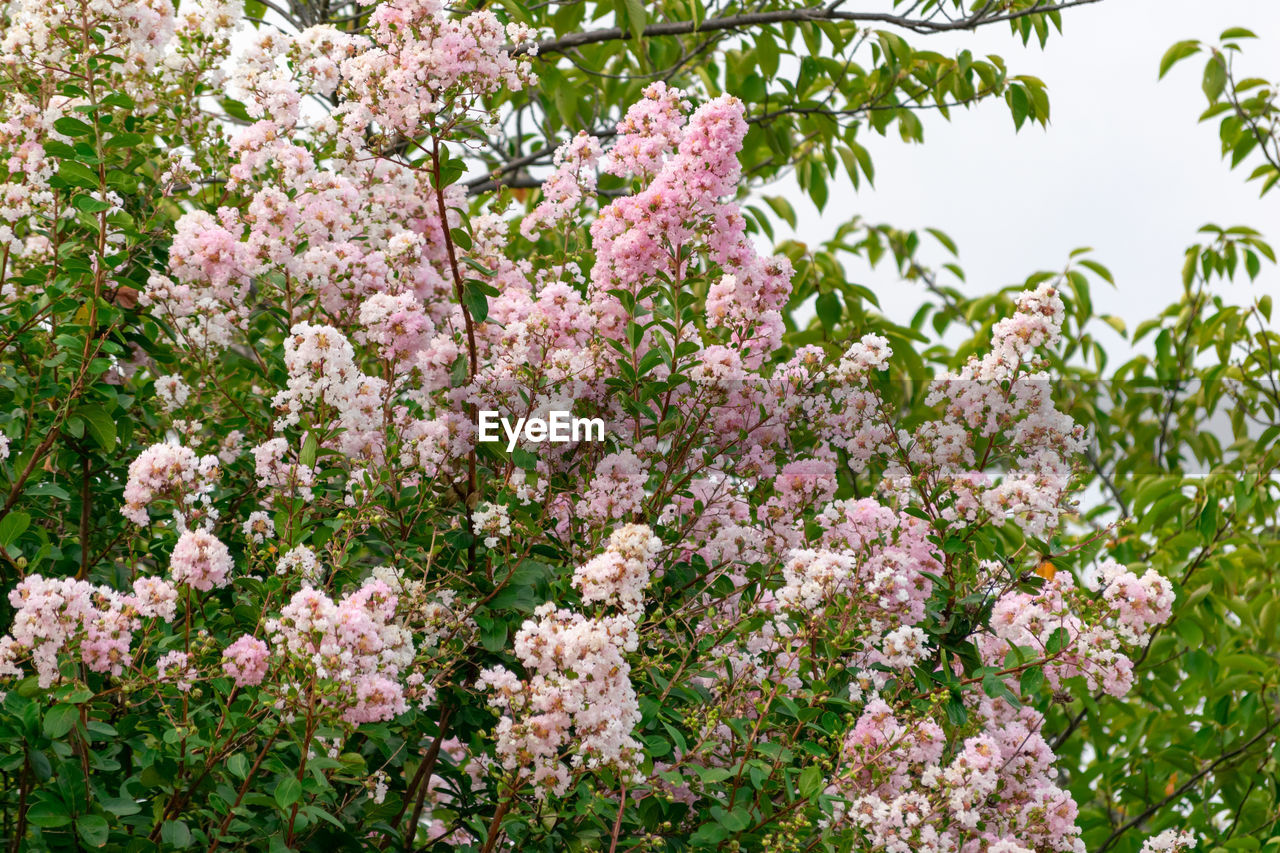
[776,0,1280,356]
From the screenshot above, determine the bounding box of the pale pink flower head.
[128,576,180,621]
[156,650,196,692]
[521,131,603,239]
[121,442,218,525]
[344,674,408,724]
[169,529,234,591]
[572,524,660,613]
[222,635,270,687]
[603,81,690,180]
[1139,830,1196,853]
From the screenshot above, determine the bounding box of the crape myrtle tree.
[0,1,1270,853]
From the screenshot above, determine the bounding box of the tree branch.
[517,0,1107,57]
[1094,713,1280,853]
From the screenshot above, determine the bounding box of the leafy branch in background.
[1161,27,1280,196]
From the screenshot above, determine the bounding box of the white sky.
[777,0,1280,357]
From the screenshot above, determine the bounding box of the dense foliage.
[0,1,1276,852]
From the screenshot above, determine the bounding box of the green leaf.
[76,814,110,847]
[1100,314,1126,335]
[449,227,473,251]
[1220,27,1257,41]
[1020,666,1045,697]
[461,256,495,277]
[815,291,842,331]
[1079,258,1115,285]
[763,195,797,229]
[74,195,112,214]
[798,764,823,798]
[462,286,489,324]
[711,805,751,831]
[1247,251,1263,281]
[1158,40,1201,79]
[62,684,94,704]
[1202,55,1228,101]
[53,117,95,137]
[479,617,508,652]
[55,161,100,190]
[433,150,466,187]
[982,670,1016,703]
[1197,502,1218,538]
[622,0,647,43]
[926,228,959,256]
[103,132,145,150]
[101,93,135,109]
[227,753,249,779]
[102,797,141,816]
[300,432,318,468]
[26,800,72,828]
[0,511,30,548]
[449,354,468,387]
[160,820,191,846]
[275,776,302,809]
[76,405,117,452]
[1009,85,1029,130]
[690,823,730,845]
[43,704,80,739]
[740,74,767,103]
[695,765,733,784]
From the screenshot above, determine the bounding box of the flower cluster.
[571,523,660,613]
[779,499,938,628]
[603,81,691,180]
[472,502,512,549]
[521,132,603,239]
[0,575,178,687]
[156,650,197,692]
[479,603,644,797]
[907,283,1087,539]
[589,94,792,357]
[121,442,220,526]
[222,634,269,687]
[265,579,417,724]
[979,562,1174,698]
[169,529,234,591]
[838,696,1086,853]
[337,0,536,137]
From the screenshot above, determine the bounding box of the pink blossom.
[0,575,175,687]
[222,635,270,687]
[122,442,219,525]
[579,450,647,521]
[521,132,603,239]
[169,529,234,591]
[572,524,660,613]
[266,580,414,724]
[156,650,196,692]
[129,577,179,621]
[480,602,644,797]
